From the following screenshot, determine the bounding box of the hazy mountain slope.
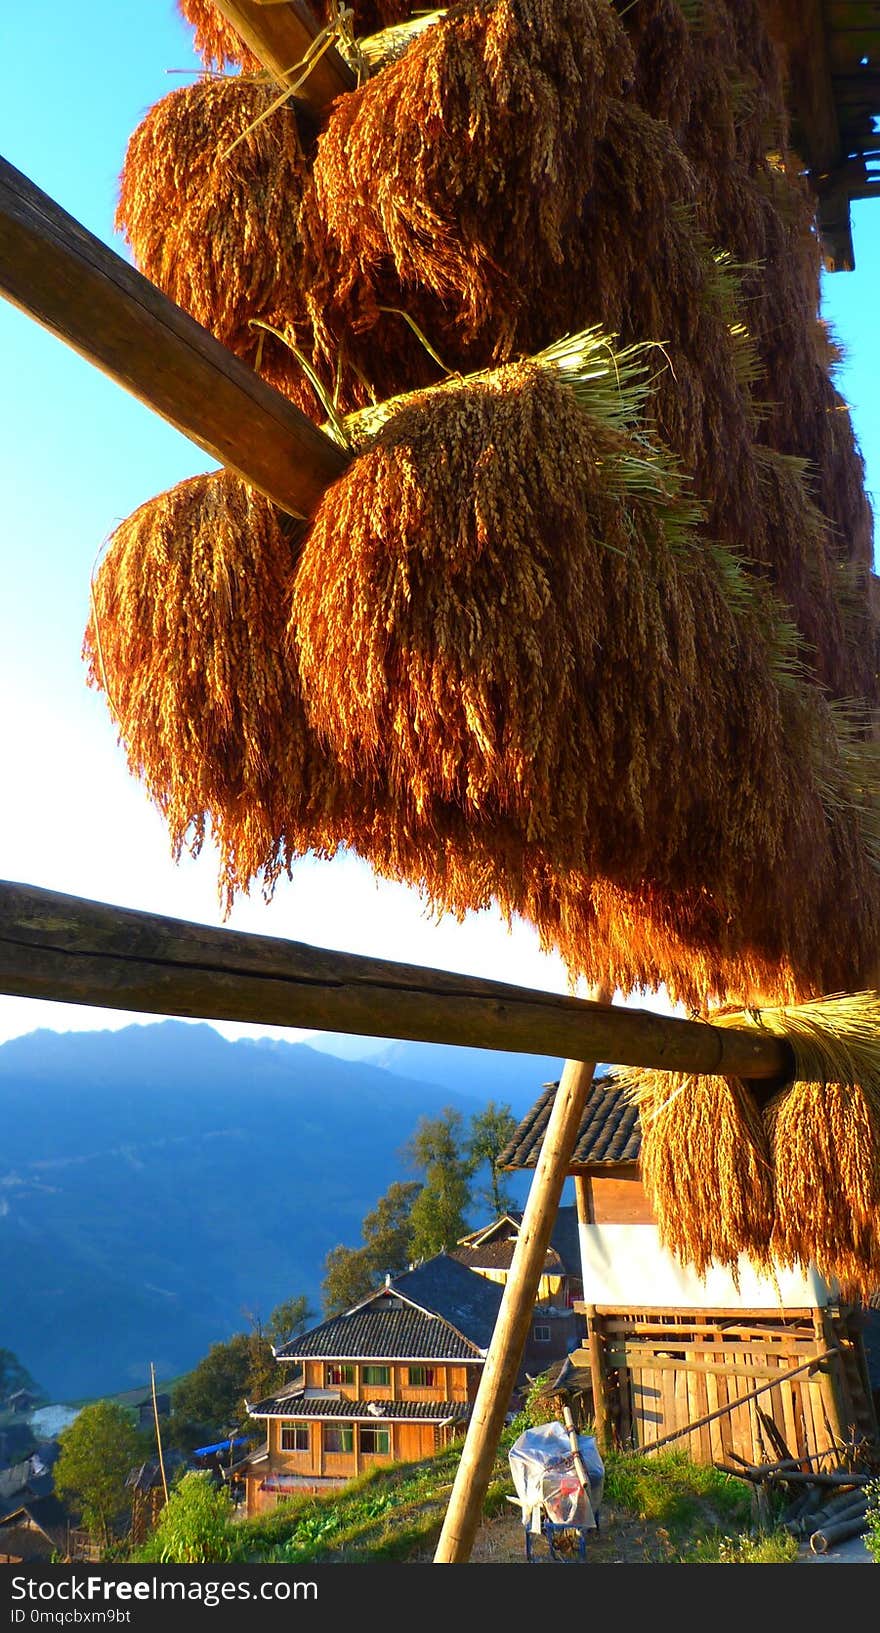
[0,1022,484,1400]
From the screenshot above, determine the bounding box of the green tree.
[322,1180,421,1315]
[54,1401,141,1549]
[405,1108,473,1259]
[467,1100,518,1216]
[265,1294,314,1351]
[322,1244,375,1316]
[172,1330,278,1443]
[151,1471,238,1563]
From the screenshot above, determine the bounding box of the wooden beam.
[212,0,357,110]
[435,1049,609,1563]
[0,157,349,518]
[0,880,797,1079]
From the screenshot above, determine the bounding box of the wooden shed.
[501,1077,879,1466]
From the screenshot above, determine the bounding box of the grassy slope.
[198,1437,796,1565]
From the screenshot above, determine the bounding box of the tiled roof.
[276,1254,503,1362]
[248,1390,468,1423]
[450,1239,564,1273]
[498,1077,640,1170]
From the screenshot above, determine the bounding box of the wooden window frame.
[280,1421,309,1452]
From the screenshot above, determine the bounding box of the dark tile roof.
[276,1254,504,1362]
[248,1391,468,1423]
[451,1239,563,1273]
[498,1077,640,1170]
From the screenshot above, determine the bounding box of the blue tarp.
[192,1438,250,1457]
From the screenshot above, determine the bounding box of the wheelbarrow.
[508,1410,605,1563]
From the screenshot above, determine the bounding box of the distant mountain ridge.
[0,1021,554,1401]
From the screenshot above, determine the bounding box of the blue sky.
[0,4,877,1045]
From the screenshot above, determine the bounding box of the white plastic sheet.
[508,1421,604,1533]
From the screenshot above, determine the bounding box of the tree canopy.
[54,1401,142,1547]
[321,1099,519,1312]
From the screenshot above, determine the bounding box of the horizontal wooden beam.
[0,156,349,517]
[212,0,357,110]
[0,879,796,1078]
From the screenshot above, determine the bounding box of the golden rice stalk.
[615,1067,774,1278]
[293,350,803,900]
[178,0,419,70]
[177,0,263,70]
[719,996,880,1297]
[83,471,354,912]
[116,78,325,415]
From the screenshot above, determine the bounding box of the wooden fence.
[584,1306,877,1466]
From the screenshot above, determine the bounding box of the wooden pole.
[212,0,357,108]
[584,1305,610,1453]
[435,1010,611,1565]
[0,157,349,518]
[0,879,797,1077]
[150,1362,169,1505]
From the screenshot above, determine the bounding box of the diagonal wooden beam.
[0,878,795,1079]
[0,155,349,517]
[213,0,357,109]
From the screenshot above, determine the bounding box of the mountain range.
[0,1021,564,1400]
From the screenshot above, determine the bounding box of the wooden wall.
[574,1166,654,1225]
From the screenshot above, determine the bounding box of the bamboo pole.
[0,880,796,1080]
[150,1362,169,1505]
[435,1006,611,1565]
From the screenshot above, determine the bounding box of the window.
[325,1364,355,1386]
[533,1324,551,1344]
[359,1426,391,1455]
[280,1422,309,1452]
[324,1425,354,1454]
[362,1366,390,1386]
[407,1367,435,1388]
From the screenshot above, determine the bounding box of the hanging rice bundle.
[116,78,327,416]
[292,335,832,945]
[303,0,633,395]
[177,0,263,71]
[737,997,880,1296]
[83,471,367,911]
[609,995,880,1290]
[616,1066,774,1278]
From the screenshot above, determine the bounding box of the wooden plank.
[212,0,357,107]
[0,880,797,1078]
[640,1352,836,1457]
[0,157,349,519]
[604,1354,817,1381]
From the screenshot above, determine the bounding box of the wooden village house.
[237,1255,504,1513]
[500,1078,879,1469]
[451,1209,584,1374]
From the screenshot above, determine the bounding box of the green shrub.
[143,1472,242,1563]
[864,1478,880,1563]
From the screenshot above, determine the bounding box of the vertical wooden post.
[815,1309,848,1453]
[434,994,611,1564]
[585,1305,611,1454]
[150,1361,168,1504]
